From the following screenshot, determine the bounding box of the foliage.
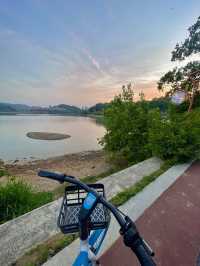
[0,178,53,223]
[171,16,200,61]
[0,168,9,177]
[159,16,200,112]
[81,103,110,115]
[146,97,171,112]
[88,103,110,114]
[101,83,151,166]
[148,107,200,162]
[158,61,200,92]
[102,81,200,165]
[0,168,117,223]
[158,61,200,112]
[174,91,200,113]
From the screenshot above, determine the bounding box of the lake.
[0,115,105,161]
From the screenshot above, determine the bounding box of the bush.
[101,84,200,165]
[148,108,200,162]
[101,84,151,166]
[0,178,53,223]
[0,169,8,177]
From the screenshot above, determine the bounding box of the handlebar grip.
[38,170,66,183]
[133,244,156,266]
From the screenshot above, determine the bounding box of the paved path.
[100,161,200,266]
[43,162,191,266]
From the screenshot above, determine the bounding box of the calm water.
[0,115,105,161]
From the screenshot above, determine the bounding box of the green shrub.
[101,84,151,166]
[0,169,6,177]
[101,84,200,165]
[148,108,200,162]
[0,167,9,177]
[0,178,53,223]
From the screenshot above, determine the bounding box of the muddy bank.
[2,150,111,191]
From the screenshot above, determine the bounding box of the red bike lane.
[100,161,200,266]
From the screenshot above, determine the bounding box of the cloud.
[81,48,101,71]
[0,24,189,107]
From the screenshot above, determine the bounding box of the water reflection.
[0,115,105,161]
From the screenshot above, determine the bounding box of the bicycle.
[38,170,156,266]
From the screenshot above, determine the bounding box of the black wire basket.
[58,183,111,234]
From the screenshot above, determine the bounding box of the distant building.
[171,90,186,105]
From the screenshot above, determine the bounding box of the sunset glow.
[0,1,200,106]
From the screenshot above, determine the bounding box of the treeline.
[0,103,81,115]
[100,84,200,166]
[0,98,173,116]
[82,97,171,115]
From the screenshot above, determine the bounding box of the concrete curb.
[43,162,192,266]
[0,157,162,266]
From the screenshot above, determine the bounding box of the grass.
[0,168,9,177]
[14,160,173,266]
[2,168,119,265]
[0,168,117,224]
[14,233,77,266]
[0,178,53,224]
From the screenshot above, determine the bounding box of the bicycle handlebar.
[38,170,66,182]
[134,245,156,266]
[38,170,156,266]
[38,170,126,227]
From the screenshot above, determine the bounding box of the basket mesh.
[58,184,110,234]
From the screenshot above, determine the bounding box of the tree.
[171,16,200,61]
[158,16,200,112]
[148,107,200,162]
[100,84,151,166]
[158,61,200,111]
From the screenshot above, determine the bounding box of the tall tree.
[158,61,200,111]
[171,16,200,61]
[158,16,200,111]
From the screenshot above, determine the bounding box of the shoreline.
[1,150,111,191]
[2,149,103,165]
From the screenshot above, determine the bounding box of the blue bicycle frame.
[73,227,108,265]
[73,191,110,266]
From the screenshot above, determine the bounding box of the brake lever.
[120,216,155,257]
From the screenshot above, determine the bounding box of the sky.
[0,1,200,107]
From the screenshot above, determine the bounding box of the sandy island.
[0,150,111,191]
[27,132,71,140]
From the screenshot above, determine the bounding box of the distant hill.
[0,98,171,116]
[48,104,81,114]
[87,103,110,114]
[0,103,17,112]
[0,102,81,115]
